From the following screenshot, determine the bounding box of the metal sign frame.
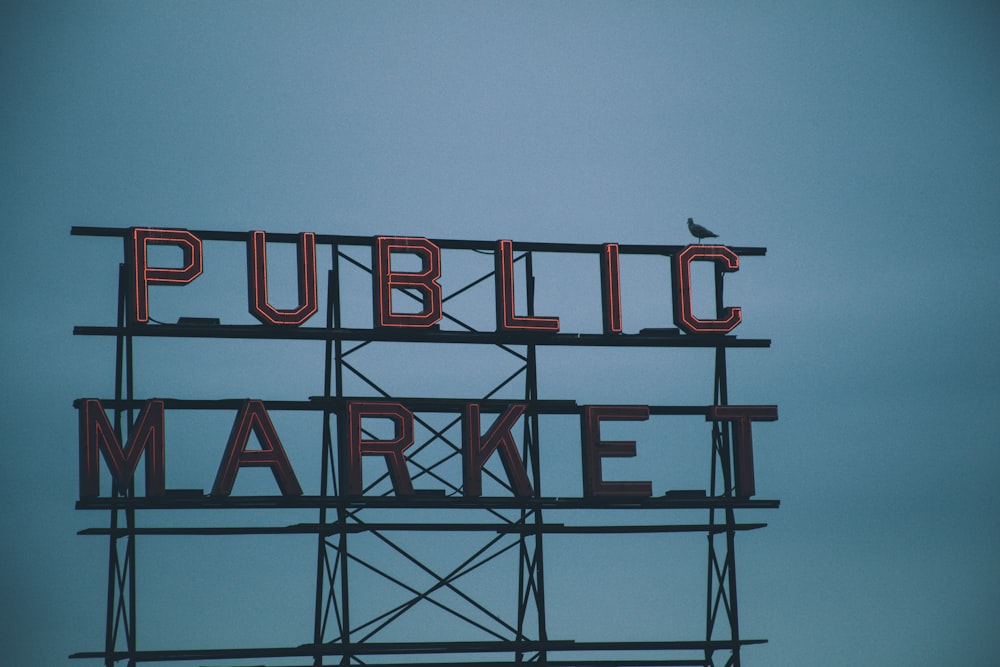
[71,226,778,667]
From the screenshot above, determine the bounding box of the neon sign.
[247,231,318,325]
[372,236,443,328]
[127,228,202,324]
[120,227,744,333]
[75,227,777,502]
[73,225,780,667]
[78,397,777,500]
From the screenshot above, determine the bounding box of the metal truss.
[71,228,777,667]
[311,244,550,666]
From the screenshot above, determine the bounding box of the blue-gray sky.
[2,2,999,665]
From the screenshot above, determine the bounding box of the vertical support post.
[705,260,741,667]
[314,246,351,665]
[332,247,352,666]
[336,408,351,666]
[105,261,138,666]
[516,250,547,664]
[334,248,352,667]
[105,264,125,667]
[313,257,334,665]
[125,275,137,667]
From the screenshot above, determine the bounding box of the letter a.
[212,400,303,496]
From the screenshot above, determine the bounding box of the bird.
[686,217,718,243]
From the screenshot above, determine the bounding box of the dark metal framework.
[71,227,777,667]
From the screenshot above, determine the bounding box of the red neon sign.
[708,405,778,498]
[75,399,780,500]
[78,228,780,502]
[581,405,652,497]
[121,230,753,336]
[462,403,533,497]
[247,231,318,326]
[600,243,623,334]
[212,400,303,496]
[346,401,415,495]
[671,244,742,334]
[79,398,165,498]
[494,239,560,332]
[129,228,203,323]
[372,236,443,328]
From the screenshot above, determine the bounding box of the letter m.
[78,399,165,498]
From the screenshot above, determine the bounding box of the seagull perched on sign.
[686,217,718,243]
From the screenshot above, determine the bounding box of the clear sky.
[2,1,998,666]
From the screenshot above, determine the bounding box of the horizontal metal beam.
[70,396,719,416]
[71,225,768,257]
[76,495,779,511]
[159,663,715,667]
[71,638,767,662]
[79,521,768,537]
[73,324,770,348]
